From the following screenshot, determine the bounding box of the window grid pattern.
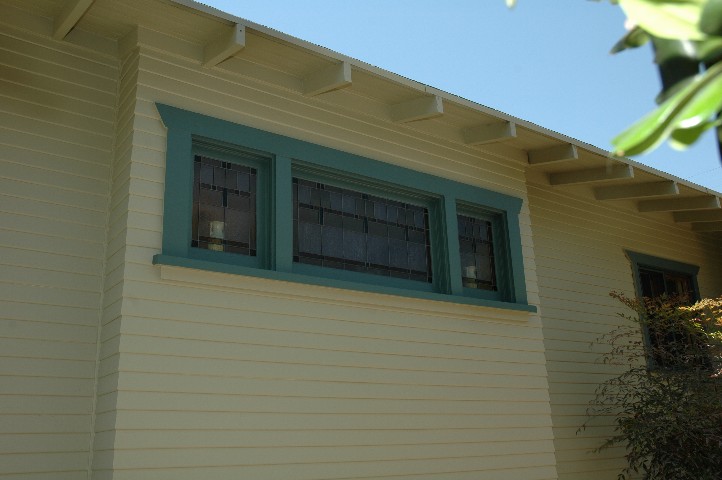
[458,214,497,291]
[293,178,432,283]
[192,155,257,255]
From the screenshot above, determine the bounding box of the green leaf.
[697,37,722,64]
[700,0,722,36]
[674,65,722,128]
[669,121,714,149]
[618,0,706,40]
[612,96,687,156]
[612,61,722,156]
[611,26,650,53]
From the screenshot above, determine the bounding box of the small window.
[457,213,497,291]
[192,155,257,255]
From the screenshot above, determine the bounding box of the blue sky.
[200,0,722,193]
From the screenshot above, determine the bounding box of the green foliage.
[612,61,722,155]
[580,293,722,480]
[610,0,722,156]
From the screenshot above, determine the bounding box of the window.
[154,104,533,312]
[292,177,433,284]
[627,251,702,368]
[192,153,258,256]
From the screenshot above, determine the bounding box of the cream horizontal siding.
[528,182,722,480]
[89,38,556,479]
[0,21,117,480]
[89,45,140,477]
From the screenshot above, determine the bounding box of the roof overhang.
[10,0,722,235]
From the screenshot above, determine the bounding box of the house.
[1,0,721,478]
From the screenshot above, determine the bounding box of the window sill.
[152,254,537,314]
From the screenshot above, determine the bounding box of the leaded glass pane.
[293,178,433,282]
[191,155,257,256]
[458,214,497,291]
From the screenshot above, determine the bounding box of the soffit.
[13,0,721,236]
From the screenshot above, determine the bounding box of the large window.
[292,178,434,283]
[154,104,533,312]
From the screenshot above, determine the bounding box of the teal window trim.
[154,104,534,312]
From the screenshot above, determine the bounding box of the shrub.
[580,293,722,480]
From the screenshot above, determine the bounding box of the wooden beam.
[673,209,722,223]
[203,23,245,68]
[463,121,516,145]
[53,0,94,40]
[594,181,678,201]
[528,144,578,165]
[638,196,721,212]
[390,96,443,123]
[303,61,352,96]
[549,164,634,186]
[691,221,722,232]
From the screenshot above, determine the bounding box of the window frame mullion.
[273,155,293,273]
[440,193,463,296]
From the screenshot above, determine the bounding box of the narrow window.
[292,178,433,283]
[457,213,497,291]
[628,252,702,370]
[192,155,257,255]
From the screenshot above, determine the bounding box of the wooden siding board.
[112,425,553,446]
[0,94,114,136]
[0,110,112,151]
[0,212,103,246]
[115,352,549,390]
[0,357,95,378]
[0,177,103,213]
[1,299,97,326]
[0,142,110,180]
[0,45,117,105]
[0,319,97,344]
[0,77,113,122]
[0,192,107,226]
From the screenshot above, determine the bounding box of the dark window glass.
[292,178,432,282]
[458,214,497,291]
[639,267,694,299]
[192,155,257,255]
